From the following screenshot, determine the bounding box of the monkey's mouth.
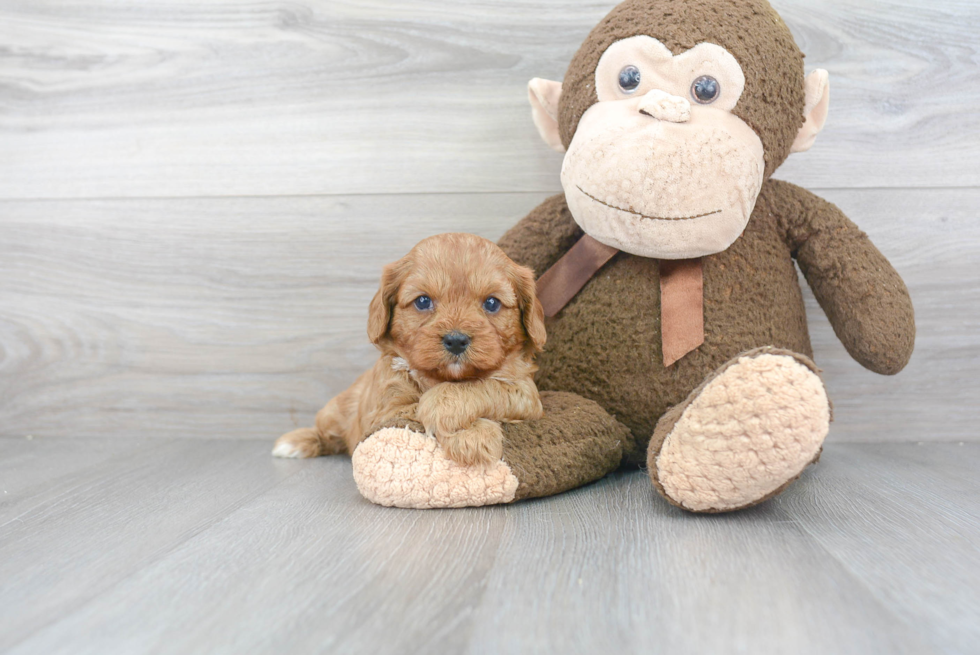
[576,185,721,222]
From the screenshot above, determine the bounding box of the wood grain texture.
[3,438,977,654]
[0,436,147,523]
[1,0,978,199]
[782,443,980,655]
[467,470,926,655]
[0,438,308,651]
[1,188,976,442]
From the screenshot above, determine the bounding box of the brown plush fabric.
[768,179,916,374]
[536,235,619,317]
[498,179,914,467]
[558,0,806,181]
[502,187,798,463]
[500,391,634,500]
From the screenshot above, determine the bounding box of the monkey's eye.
[691,76,720,104]
[482,297,501,314]
[618,65,641,94]
[413,295,433,311]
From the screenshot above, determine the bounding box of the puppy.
[273,233,546,467]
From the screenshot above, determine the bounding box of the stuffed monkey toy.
[350,0,915,512]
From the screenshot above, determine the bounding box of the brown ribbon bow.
[535,235,704,367]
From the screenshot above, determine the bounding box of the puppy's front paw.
[417,386,474,437]
[272,428,321,458]
[439,418,504,467]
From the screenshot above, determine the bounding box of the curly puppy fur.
[273,233,546,467]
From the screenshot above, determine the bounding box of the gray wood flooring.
[1,437,977,654]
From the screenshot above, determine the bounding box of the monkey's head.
[529,0,830,259]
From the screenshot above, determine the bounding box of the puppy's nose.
[442,331,471,356]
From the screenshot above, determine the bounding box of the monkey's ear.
[791,69,831,154]
[528,78,566,153]
[367,259,409,346]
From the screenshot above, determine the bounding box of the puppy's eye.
[618,65,641,94]
[482,297,501,313]
[413,295,433,311]
[691,75,720,104]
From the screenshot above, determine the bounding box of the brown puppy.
[273,233,546,467]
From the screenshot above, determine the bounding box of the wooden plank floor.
[1,437,977,654]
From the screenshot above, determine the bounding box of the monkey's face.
[528,0,829,260]
[560,36,765,260]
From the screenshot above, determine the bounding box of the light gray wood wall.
[1,0,977,442]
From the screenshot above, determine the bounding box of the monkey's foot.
[649,347,830,513]
[351,428,519,509]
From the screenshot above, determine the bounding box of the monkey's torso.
[499,180,816,463]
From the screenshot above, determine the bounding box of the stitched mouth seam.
[576,185,722,222]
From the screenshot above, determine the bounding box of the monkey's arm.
[498,194,583,276]
[770,179,915,375]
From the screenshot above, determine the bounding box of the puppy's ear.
[367,258,410,345]
[512,263,547,352]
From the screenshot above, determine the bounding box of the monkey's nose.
[638,89,691,123]
[442,331,471,356]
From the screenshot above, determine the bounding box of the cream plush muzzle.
[560,94,765,260]
[551,36,767,260]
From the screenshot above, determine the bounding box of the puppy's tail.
[272,427,325,458]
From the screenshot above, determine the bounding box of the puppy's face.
[368,233,546,382]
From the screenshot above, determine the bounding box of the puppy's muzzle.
[442,331,471,356]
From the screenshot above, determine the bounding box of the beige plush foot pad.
[655,352,830,512]
[351,427,519,509]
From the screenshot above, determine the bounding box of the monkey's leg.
[351,392,631,509]
[648,347,830,513]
